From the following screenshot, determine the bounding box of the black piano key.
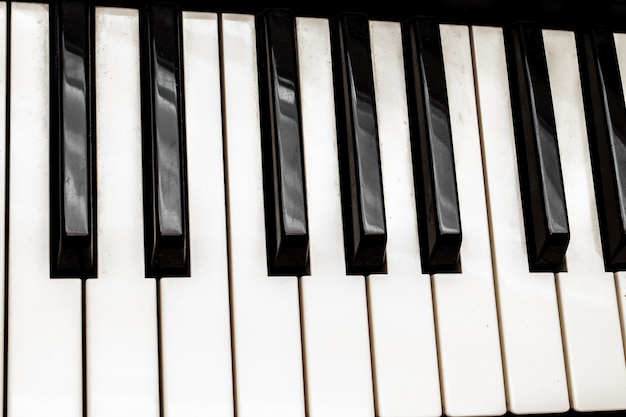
[402,16,461,273]
[50,0,96,278]
[577,27,626,271]
[140,2,189,277]
[256,9,309,276]
[504,22,569,272]
[330,12,387,274]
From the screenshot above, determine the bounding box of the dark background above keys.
[27,0,626,32]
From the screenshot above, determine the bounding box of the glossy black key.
[504,22,569,271]
[402,16,461,273]
[330,12,387,274]
[577,27,626,271]
[140,3,189,277]
[50,0,96,278]
[256,9,309,276]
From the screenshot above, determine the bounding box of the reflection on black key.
[140,3,189,277]
[330,12,387,274]
[504,22,569,272]
[256,9,309,276]
[402,16,461,273]
[577,27,626,271]
[50,0,96,278]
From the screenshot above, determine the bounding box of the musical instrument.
[2,1,626,416]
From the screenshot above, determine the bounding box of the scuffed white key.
[471,26,569,414]
[221,14,305,417]
[7,3,83,416]
[554,29,626,411]
[367,20,441,417]
[159,12,234,417]
[86,8,160,416]
[296,17,375,417]
[433,24,506,417]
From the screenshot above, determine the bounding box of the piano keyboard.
[1,1,626,416]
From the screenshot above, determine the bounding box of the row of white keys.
[549,29,626,411]
[367,21,441,417]
[87,7,160,416]
[158,11,234,417]
[434,24,507,417]
[471,26,570,414]
[9,6,231,416]
[221,13,305,417]
[295,17,375,417]
[9,7,626,417]
[7,3,83,416]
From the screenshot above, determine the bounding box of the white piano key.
[7,3,83,416]
[86,8,160,416]
[471,26,570,414]
[295,17,375,417]
[553,29,626,411]
[433,24,507,417]
[221,14,305,417]
[367,20,441,417]
[158,11,234,417]
[615,32,626,388]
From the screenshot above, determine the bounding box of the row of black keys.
[49,1,626,278]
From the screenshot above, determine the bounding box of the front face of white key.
[86,7,160,416]
[8,4,83,416]
[551,29,626,412]
[296,16,375,417]
[158,11,234,417]
[471,26,569,415]
[368,20,441,417]
[221,13,305,417]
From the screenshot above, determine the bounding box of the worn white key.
[433,24,506,417]
[221,14,305,417]
[296,17,375,417]
[554,29,626,411]
[7,3,83,416]
[367,20,441,417]
[86,8,160,416]
[471,25,569,414]
[159,12,234,417]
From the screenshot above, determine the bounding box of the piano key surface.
[368,19,442,417]
[3,1,626,416]
[159,10,233,416]
[221,13,306,417]
[546,28,626,412]
[87,7,160,416]
[472,25,569,414]
[8,3,83,416]
[297,16,375,417]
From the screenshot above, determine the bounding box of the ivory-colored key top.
[8,3,82,416]
[611,37,626,365]
[86,8,160,416]
[296,17,375,417]
[159,12,234,417]
[367,20,441,417]
[471,25,569,414]
[221,14,305,417]
[557,29,626,411]
[432,24,506,417]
